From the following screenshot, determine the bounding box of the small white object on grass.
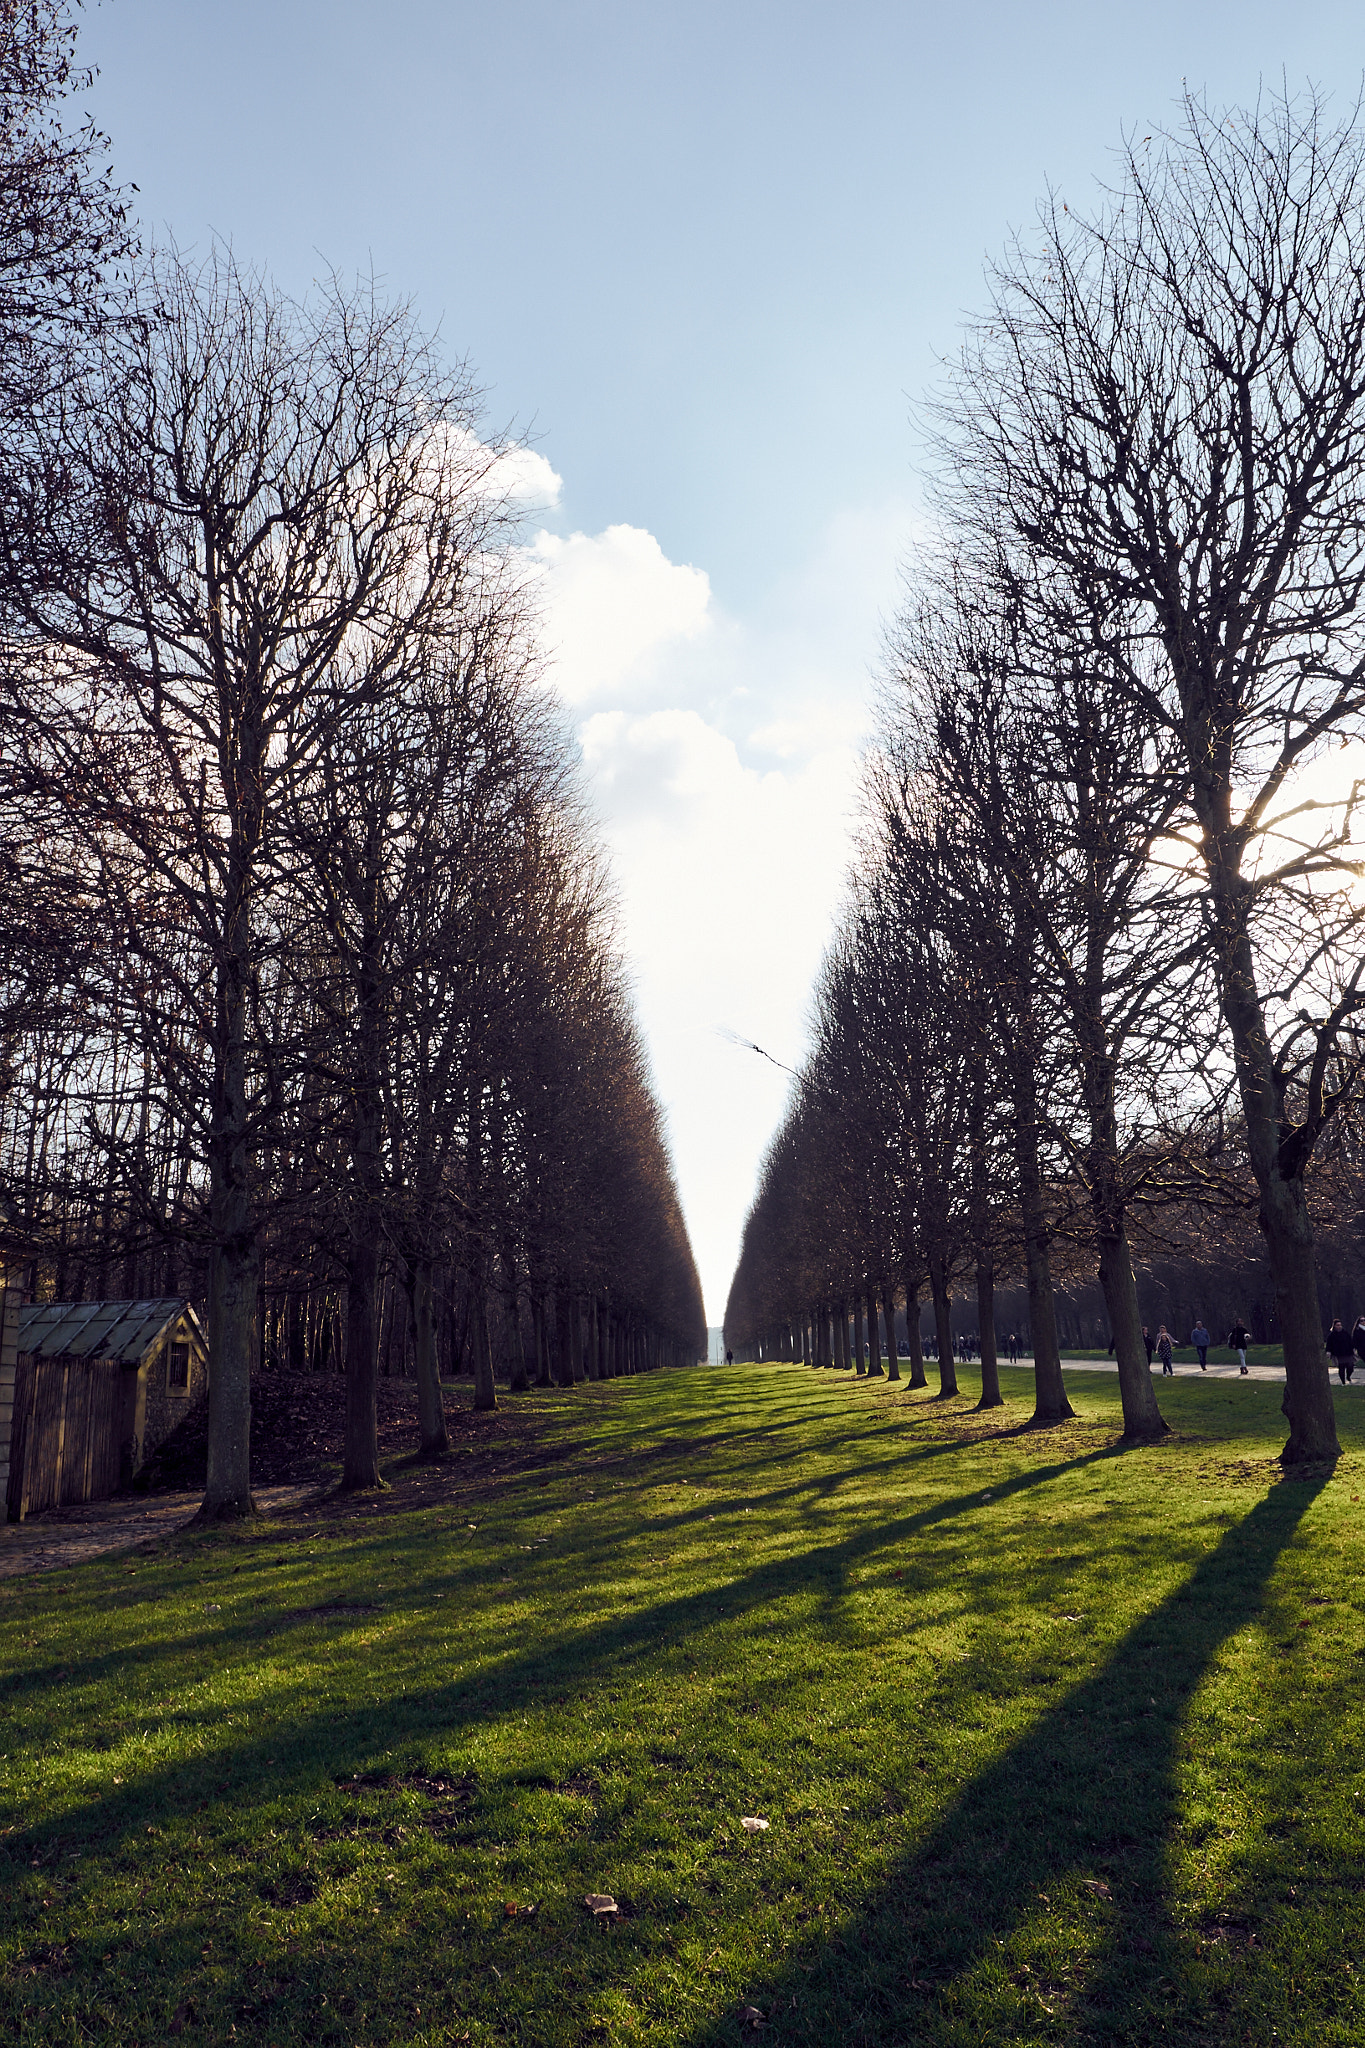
[741,1816,770,1831]
[584,1893,618,1915]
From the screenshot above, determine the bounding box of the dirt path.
[0,1484,322,1578]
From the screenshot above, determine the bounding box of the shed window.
[168,1341,190,1389]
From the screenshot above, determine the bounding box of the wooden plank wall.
[0,1288,16,1516]
[5,1352,129,1520]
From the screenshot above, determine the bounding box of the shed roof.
[15,1299,201,1365]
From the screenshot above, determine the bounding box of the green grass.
[4,1361,1365,2047]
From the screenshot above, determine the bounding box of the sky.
[79,0,1365,1324]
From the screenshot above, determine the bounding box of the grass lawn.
[4,1362,1365,2047]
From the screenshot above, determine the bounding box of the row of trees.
[726,88,1365,1465]
[0,1,705,1516]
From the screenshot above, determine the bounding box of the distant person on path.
[1007,1332,1020,1363]
[1190,1317,1210,1371]
[725,1349,733,1366]
[1326,1319,1355,1385]
[1143,1325,1155,1367]
[1227,1317,1251,1375]
[1354,1317,1365,1381]
[1156,1325,1174,1376]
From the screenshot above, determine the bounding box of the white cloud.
[532,493,912,1321]
[528,524,711,702]
[494,444,563,505]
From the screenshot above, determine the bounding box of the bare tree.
[885,564,1188,1438]
[1,248,504,1515]
[941,87,1365,1460]
[0,0,133,437]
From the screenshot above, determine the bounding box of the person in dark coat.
[1327,1318,1355,1385]
[1353,1318,1365,1381]
[1227,1317,1251,1375]
[1142,1325,1155,1367]
[1156,1325,1174,1376]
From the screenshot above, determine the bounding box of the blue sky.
[81,1,1365,1319]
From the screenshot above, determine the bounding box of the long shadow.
[0,1422,1097,1713]
[4,1448,1324,2045]
[672,1471,1328,2046]
[4,1444,1118,1846]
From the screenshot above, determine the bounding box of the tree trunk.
[901,1281,923,1387]
[1097,1219,1166,1441]
[201,951,255,1520]
[1074,985,1168,1440]
[408,1257,448,1458]
[469,1260,497,1411]
[507,1299,530,1392]
[853,1298,866,1373]
[342,975,385,1490]
[1198,774,1340,1462]
[975,1252,1003,1410]
[1014,1071,1073,1423]
[204,1220,255,1518]
[1263,1176,1338,1458]
[343,1217,381,1487]
[533,1291,552,1386]
[865,1286,885,1377]
[554,1285,575,1387]
[929,1257,958,1398]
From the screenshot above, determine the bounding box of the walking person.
[1143,1325,1155,1368]
[1227,1316,1251,1376]
[1189,1316,1210,1371]
[1156,1325,1174,1376]
[1007,1332,1019,1364]
[1353,1316,1365,1385]
[1327,1318,1355,1386]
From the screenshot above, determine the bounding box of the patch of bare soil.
[138,1371,543,1491]
[3,1378,560,1574]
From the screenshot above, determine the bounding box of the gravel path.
[998,1352,1364,1386]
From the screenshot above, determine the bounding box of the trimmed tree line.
[0,1,704,1516]
[727,89,1365,1466]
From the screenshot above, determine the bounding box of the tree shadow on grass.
[2,1453,1332,2047]
[2,1440,1118,1719]
[680,1470,1332,2047]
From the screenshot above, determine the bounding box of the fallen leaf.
[504,1900,519,1916]
[1082,1879,1112,1899]
[739,2007,766,2028]
[741,1816,770,1831]
[584,1893,618,1915]
[168,2003,191,2036]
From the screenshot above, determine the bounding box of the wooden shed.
[2,1298,208,1522]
